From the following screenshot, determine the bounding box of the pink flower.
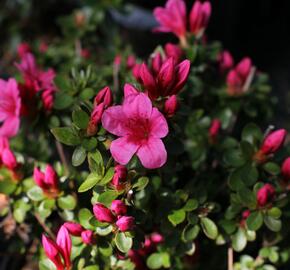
[17,42,31,58]
[164,43,183,63]
[93,203,116,223]
[257,184,276,207]
[116,216,135,232]
[218,50,234,73]
[226,57,252,95]
[164,95,178,118]
[63,222,84,236]
[102,84,169,169]
[81,230,95,245]
[209,119,221,142]
[94,86,113,108]
[111,164,127,190]
[87,103,105,136]
[282,157,290,182]
[189,1,212,36]
[260,129,287,155]
[111,200,127,216]
[33,165,59,196]
[0,79,21,138]
[153,0,187,39]
[42,225,72,270]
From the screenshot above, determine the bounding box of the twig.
[228,246,234,270]
[55,140,69,176]
[34,213,55,241]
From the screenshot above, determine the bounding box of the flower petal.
[0,116,20,137]
[150,108,168,138]
[136,138,167,169]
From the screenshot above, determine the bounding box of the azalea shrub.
[1,1,290,270]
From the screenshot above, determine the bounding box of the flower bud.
[2,148,17,170]
[165,43,183,63]
[150,232,164,244]
[56,226,72,269]
[94,86,113,108]
[42,89,54,111]
[93,203,116,223]
[260,129,287,155]
[164,95,178,118]
[87,103,105,136]
[64,222,84,236]
[81,230,95,245]
[209,119,221,142]
[282,157,290,182]
[242,209,251,220]
[33,167,46,189]
[257,183,276,207]
[114,55,122,66]
[218,50,234,73]
[74,11,86,27]
[111,200,127,216]
[45,165,59,190]
[42,235,64,270]
[111,164,127,190]
[80,49,90,59]
[116,216,135,232]
[126,55,136,70]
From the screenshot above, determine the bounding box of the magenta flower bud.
[93,203,116,223]
[116,216,135,232]
[132,63,142,83]
[164,95,178,118]
[63,222,84,236]
[33,167,46,189]
[81,230,95,245]
[171,59,191,95]
[150,232,164,244]
[189,1,212,36]
[158,58,175,91]
[165,43,183,63]
[260,129,287,155]
[111,200,127,216]
[151,53,163,75]
[94,86,113,108]
[17,42,31,58]
[257,184,276,207]
[140,63,157,98]
[111,165,128,190]
[218,50,234,73]
[282,157,290,182]
[87,103,105,136]
[41,89,54,111]
[2,148,17,170]
[45,165,59,191]
[42,234,65,270]
[56,226,72,270]
[209,119,221,142]
[242,209,251,220]
[236,57,252,81]
[80,48,90,59]
[126,55,136,70]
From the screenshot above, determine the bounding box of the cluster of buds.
[254,129,287,163]
[42,226,72,270]
[33,165,59,197]
[208,119,221,143]
[93,200,135,232]
[226,57,253,96]
[64,222,95,245]
[128,233,164,270]
[256,183,276,207]
[154,0,211,45]
[87,86,113,136]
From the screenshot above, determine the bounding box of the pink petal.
[150,108,169,138]
[0,116,20,137]
[102,105,129,136]
[136,138,167,169]
[56,226,71,269]
[171,59,191,95]
[124,83,139,98]
[110,136,139,165]
[236,57,252,81]
[157,57,175,93]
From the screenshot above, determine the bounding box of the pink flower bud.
[126,55,136,70]
[87,103,105,136]
[257,183,276,207]
[260,129,287,155]
[151,53,163,75]
[42,235,65,270]
[33,167,46,189]
[282,157,290,182]
[132,63,142,83]
[218,50,234,73]
[41,89,54,111]
[242,209,251,220]
[111,200,127,216]
[64,222,84,236]
[164,95,178,118]
[158,58,175,91]
[111,164,127,190]
[81,49,90,59]
[81,230,95,245]
[172,59,191,95]
[236,57,252,81]
[226,69,243,95]
[114,55,122,66]
[94,86,113,108]
[165,43,183,63]
[209,119,221,142]
[150,232,164,244]
[17,42,31,58]
[116,216,135,232]
[93,203,116,223]
[56,226,72,269]
[45,165,59,191]
[2,148,17,170]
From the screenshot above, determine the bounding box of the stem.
[55,140,69,176]
[34,213,55,241]
[228,246,234,270]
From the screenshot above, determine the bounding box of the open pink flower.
[102,84,168,169]
[153,0,187,39]
[0,78,21,138]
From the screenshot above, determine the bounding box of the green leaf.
[132,176,149,191]
[88,150,104,175]
[232,228,247,252]
[246,211,263,231]
[72,108,89,129]
[82,137,98,151]
[168,209,186,226]
[0,177,17,195]
[264,216,282,232]
[237,188,256,208]
[200,217,218,240]
[83,266,100,270]
[57,195,76,210]
[98,167,114,185]
[183,199,198,212]
[97,190,119,206]
[78,173,102,192]
[182,224,200,242]
[39,259,57,270]
[78,208,93,229]
[51,127,80,146]
[72,146,86,167]
[224,149,245,167]
[53,92,74,110]
[27,186,44,201]
[242,123,263,144]
[147,252,170,269]
[267,207,282,219]
[13,208,26,223]
[115,232,133,253]
[263,162,281,176]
